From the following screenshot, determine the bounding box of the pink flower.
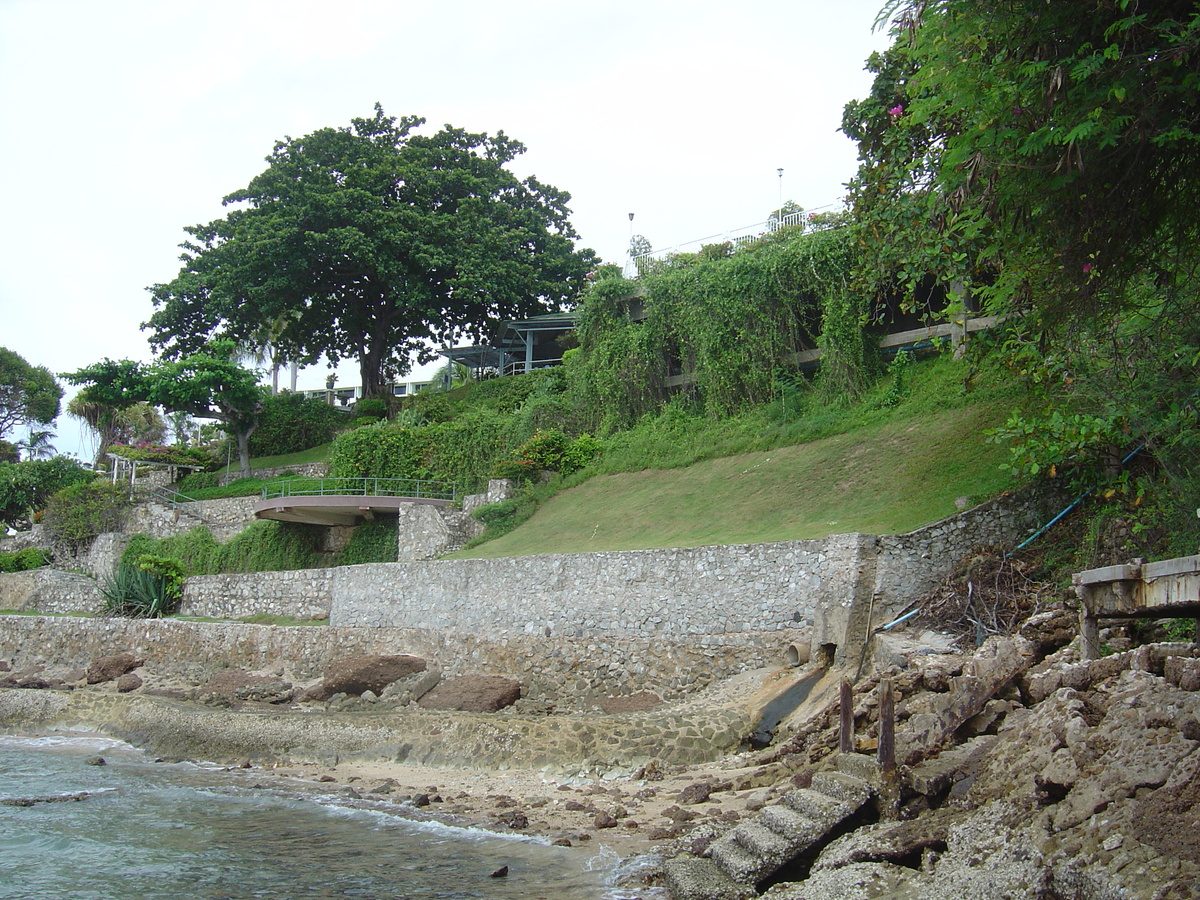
[888,105,904,118]
[1082,263,1094,273]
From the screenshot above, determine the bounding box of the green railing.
[259,477,457,502]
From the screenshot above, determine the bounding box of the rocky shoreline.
[5,613,1200,898]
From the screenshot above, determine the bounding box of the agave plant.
[99,556,184,618]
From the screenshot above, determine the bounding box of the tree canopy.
[64,341,265,477]
[0,347,63,439]
[145,105,598,398]
[843,0,1200,324]
[843,0,1200,538]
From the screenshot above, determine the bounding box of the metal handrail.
[141,485,201,507]
[260,477,457,502]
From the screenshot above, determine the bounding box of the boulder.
[312,654,427,701]
[417,674,521,712]
[86,652,144,685]
[116,673,142,693]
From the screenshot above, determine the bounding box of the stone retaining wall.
[333,533,868,636]
[0,570,106,615]
[219,462,328,486]
[0,615,801,707]
[180,570,333,621]
[176,490,1053,646]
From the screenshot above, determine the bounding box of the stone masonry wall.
[176,491,1051,644]
[218,462,328,486]
[0,614,801,706]
[180,570,333,621]
[334,532,869,636]
[0,570,106,615]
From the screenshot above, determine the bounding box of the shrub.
[0,457,93,529]
[42,481,130,552]
[178,471,219,493]
[329,424,433,480]
[353,398,389,420]
[336,518,398,566]
[511,429,601,477]
[0,547,50,572]
[247,392,346,458]
[15,547,49,570]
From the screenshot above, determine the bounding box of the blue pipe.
[1009,442,1146,554]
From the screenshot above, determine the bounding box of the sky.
[0,0,892,459]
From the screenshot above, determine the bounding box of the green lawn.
[450,401,1015,558]
[216,443,332,475]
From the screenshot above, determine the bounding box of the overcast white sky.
[0,0,891,458]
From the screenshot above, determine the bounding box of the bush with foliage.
[352,398,389,420]
[42,481,130,551]
[108,442,213,468]
[507,429,600,478]
[328,423,434,481]
[0,457,94,529]
[247,392,346,458]
[0,547,50,572]
[100,554,185,617]
[336,518,399,565]
[123,520,326,576]
[178,471,219,493]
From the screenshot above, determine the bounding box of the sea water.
[0,735,657,900]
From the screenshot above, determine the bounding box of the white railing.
[624,206,844,278]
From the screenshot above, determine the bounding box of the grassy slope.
[216,443,332,475]
[452,398,1016,558]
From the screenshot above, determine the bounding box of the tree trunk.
[235,428,253,479]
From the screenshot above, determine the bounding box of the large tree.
[64,341,265,478]
[0,347,63,439]
[146,105,598,399]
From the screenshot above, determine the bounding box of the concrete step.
[782,786,845,824]
[758,804,825,843]
[836,751,881,785]
[710,831,776,885]
[810,771,873,808]
[660,857,755,900]
[731,819,795,860]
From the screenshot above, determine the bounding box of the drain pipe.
[1008,442,1145,555]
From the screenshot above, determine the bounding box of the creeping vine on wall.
[571,227,865,426]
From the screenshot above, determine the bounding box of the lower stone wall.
[0,615,801,707]
[0,570,106,615]
[180,570,332,621]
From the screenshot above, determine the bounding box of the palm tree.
[16,426,55,460]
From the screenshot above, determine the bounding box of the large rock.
[86,652,144,685]
[314,654,427,701]
[418,674,521,712]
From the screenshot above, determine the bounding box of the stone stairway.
[661,761,875,900]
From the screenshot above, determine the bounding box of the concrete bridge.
[1073,554,1200,659]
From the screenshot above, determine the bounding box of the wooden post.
[877,677,900,820]
[877,679,895,776]
[839,678,853,755]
